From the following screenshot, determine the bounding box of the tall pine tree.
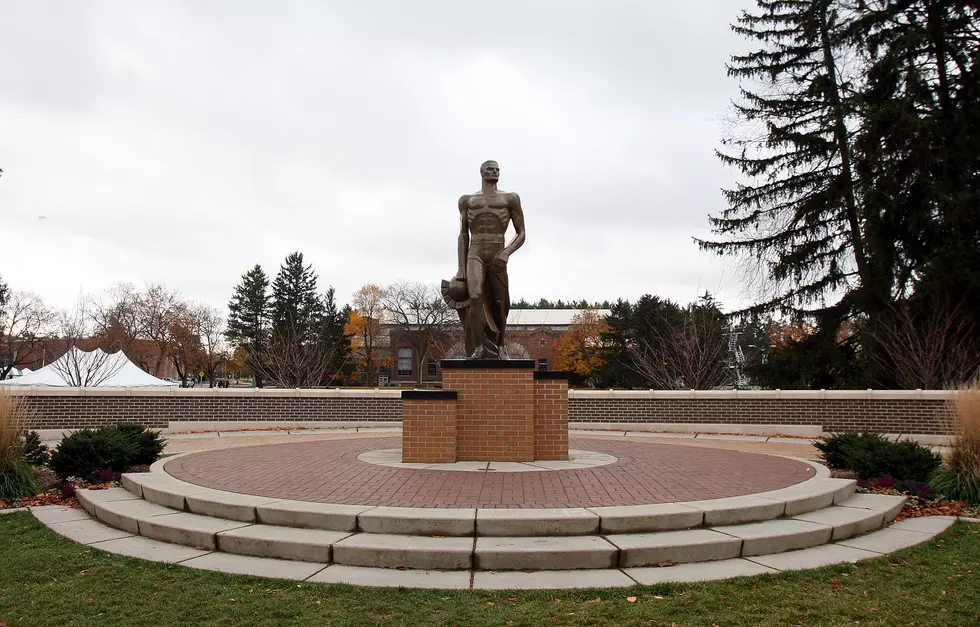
[318,287,353,383]
[271,252,321,340]
[700,0,888,323]
[226,264,271,386]
[857,0,980,311]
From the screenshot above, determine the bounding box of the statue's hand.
[453,268,466,281]
[492,252,509,268]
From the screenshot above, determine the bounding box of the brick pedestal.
[402,360,570,462]
[533,372,570,460]
[442,360,536,461]
[401,390,457,463]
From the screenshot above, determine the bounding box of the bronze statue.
[441,160,526,359]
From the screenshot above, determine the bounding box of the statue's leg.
[465,258,488,358]
[486,260,510,358]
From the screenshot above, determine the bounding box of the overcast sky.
[1,0,753,314]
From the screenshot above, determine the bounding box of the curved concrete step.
[32,504,962,589]
[77,487,904,571]
[120,469,856,537]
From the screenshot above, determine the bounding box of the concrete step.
[713,519,833,556]
[474,536,618,570]
[120,470,856,537]
[331,533,473,570]
[836,493,906,523]
[476,508,599,536]
[607,528,742,567]
[792,505,885,541]
[33,502,961,589]
[216,525,352,563]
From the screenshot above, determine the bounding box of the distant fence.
[7,387,955,435]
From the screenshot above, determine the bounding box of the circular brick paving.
[164,436,817,509]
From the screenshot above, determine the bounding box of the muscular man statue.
[441,160,526,359]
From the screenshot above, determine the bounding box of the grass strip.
[1,513,977,626]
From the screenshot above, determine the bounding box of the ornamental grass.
[0,387,39,500]
[931,381,980,504]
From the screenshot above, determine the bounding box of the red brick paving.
[164,436,815,509]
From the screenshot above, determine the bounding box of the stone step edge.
[29,506,960,588]
[77,489,900,569]
[124,456,850,535]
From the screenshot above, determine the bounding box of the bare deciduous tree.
[255,319,348,388]
[136,283,189,380]
[0,291,57,380]
[381,281,454,386]
[193,305,228,387]
[629,301,731,390]
[51,302,125,387]
[869,301,980,389]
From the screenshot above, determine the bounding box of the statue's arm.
[498,193,526,262]
[455,196,469,279]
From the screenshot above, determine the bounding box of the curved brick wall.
[8,388,956,435]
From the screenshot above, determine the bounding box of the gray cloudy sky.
[0,0,752,313]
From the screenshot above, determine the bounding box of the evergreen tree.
[700,0,885,322]
[856,0,980,316]
[318,287,353,383]
[225,264,271,386]
[271,252,321,339]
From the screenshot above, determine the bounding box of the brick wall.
[442,366,536,462]
[6,387,957,435]
[534,378,569,460]
[401,394,457,463]
[568,390,956,435]
[14,389,401,430]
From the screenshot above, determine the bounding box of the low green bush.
[49,428,138,480]
[49,424,165,480]
[22,431,49,466]
[113,423,165,466]
[816,432,942,482]
[815,432,885,469]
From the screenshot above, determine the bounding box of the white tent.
[0,348,178,387]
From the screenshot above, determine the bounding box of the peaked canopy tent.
[0,348,178,387]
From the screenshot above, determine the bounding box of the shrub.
[49,427,139,480]
[113,423,165,466]
[48,423,165,481]
[930,383,980,504]
[816,431,942,482]
[0,389,39,499]
[816,432,888,469]
[22,430,49,466]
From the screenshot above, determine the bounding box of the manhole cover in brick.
[164,436,817,508]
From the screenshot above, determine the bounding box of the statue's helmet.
[441,278,469,310]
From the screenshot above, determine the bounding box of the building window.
[538,358,548,371]
[427,359,437,377]
[397,348,413,377]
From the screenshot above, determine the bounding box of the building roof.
[506,309,611,327]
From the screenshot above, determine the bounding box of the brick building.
[380,309,609,387]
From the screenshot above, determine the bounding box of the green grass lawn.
[1,513,977,626]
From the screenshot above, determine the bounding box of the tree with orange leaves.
[554,309,610,384]
[345,284,388,386]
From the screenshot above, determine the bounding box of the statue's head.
[480,160,499,183]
